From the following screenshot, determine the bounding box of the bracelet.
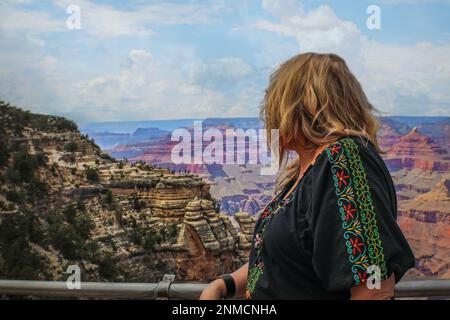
[218,274,236,299]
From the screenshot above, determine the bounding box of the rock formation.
[87,115,450,281]
[383,127,449,172]
[397,179,450,279]
[0,102,254,282]
[380,125,450,280]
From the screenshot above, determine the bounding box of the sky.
[0,0,449,125]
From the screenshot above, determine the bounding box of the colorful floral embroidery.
[325,138,387,284]
[245,189,295,299]
[246,262,264,299]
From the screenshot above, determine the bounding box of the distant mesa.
[397,178,450,279]
[384,127,449,172]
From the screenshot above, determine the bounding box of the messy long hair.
[261,52,382,191]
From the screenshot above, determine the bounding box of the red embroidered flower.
[343,203,357,221]
[350,237,365,255]
[336,170,349,188]
[329,144,341,156]
[254,233,262,248]
[358,270,368,283]
[261,203,274,218]
[261,209,270,219]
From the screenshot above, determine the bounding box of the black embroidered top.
[245,136,415,300]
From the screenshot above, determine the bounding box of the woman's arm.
[199,263,248,300]
[350,274,395,300]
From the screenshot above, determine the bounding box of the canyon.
[0,102,254,282]
[0,101,448,284]
[87,116,450,280]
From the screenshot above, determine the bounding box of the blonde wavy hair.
[261,52,382,191]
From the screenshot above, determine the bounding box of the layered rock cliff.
[380,126,450,280]
[383,127,449,172]
[87,114,450,281]
[397,179,450,278]
[0,102,254,282]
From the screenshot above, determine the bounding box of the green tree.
[0,135,9,167]
[168,223,178,240]
[5,189,24,204]
[85,166,99,183]
[102,189,113,205]
[64,141,78,152]
[98,253,117,278]
[62,204,77,223]
[131,194,145,211]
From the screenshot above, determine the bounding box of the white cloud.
[254,4,365,65]
[76,0,223,37]
[1,0,222,37]
[261,0,304,17]
[362,42,450,115]
[0,46,73,117]
[380,0,450,4]
[72,49,259,122]
[190,57,255,89]
[0,9,63,32]
[253,0,450,115]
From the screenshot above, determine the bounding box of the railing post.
[156,274,175,300]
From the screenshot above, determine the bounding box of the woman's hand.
[350,274,396,300]
[199,263,249,300]
[199,279,227,300]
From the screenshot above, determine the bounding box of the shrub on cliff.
[168,223,178,240]
[97,253,117,278]
[5,189,25,204]
[24,177,48,202]
[143,231,162,250]
[75,210,96,239]
[0,135,9,167]
[102,189,113,206]
[0,101,77,133]
[131,194,145,211]
[116,161,125,169]
[130,227,143,244]
[64,141,79,152]
[0,238,45,279]
[100,152,115,162]
[85,166,99,183]
[62,204,77,223]
[4,147,47,183]
[52,117,77,132]
[49,222,83,259]
[0,212,47,279]
[143,233,155,250]
[114,207,123,225]
[47,206,96,260]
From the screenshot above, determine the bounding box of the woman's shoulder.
[326,135,378,157]
[316,135,385,169]
[309,135,392,188]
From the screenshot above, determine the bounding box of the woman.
[200,53,415,300]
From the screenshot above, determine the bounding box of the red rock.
[383,127,449,172]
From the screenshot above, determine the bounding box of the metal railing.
[0,279,449,299]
